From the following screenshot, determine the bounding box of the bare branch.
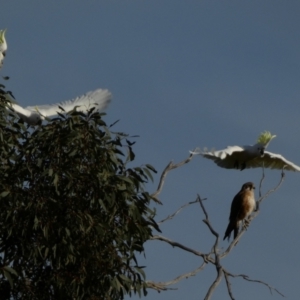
[198,195,223,299]
[204,266,223,300]
[145,282,177,292]
[224,271,235,300]
[158,198,204,224]
[146,263,206,292]
[198,195,219,238]
[151,235,213,263]
[223,268,285,298]
[257,169,285,205]
[151,153,194,199]
[258,165,265,198]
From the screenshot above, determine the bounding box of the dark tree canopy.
[0,86,159,299]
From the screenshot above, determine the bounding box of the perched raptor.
[223,182,256,241]
[190,131,300,171]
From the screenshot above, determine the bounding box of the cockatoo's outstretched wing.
[194,145,263,170]
[8,102,41,125]
[25,89,111,117]
[201,146,244,169]
[9,89,112,125]
[247,151,300,171]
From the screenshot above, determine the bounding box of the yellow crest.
[0,29,7,44]
[256,131,276,146]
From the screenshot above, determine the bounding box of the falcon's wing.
[25,89,112,117]
[229,192,242,222]
[201,146,245,169]
[248,151,300,171]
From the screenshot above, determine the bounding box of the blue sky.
[2,1,300,299]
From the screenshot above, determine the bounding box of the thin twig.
[158,198,202,224]
[198,195,219,238]
[151,235,213,263]
[223,268,285,297]
[224,270,235,300]
[151,153,194,199]
[146,263,206,292]
[198,194,223,300]
[257,170,285,204]
[258,165,265,198]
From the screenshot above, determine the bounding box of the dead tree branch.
[223,268,285,298]
[198,195,224,300]
[158,198,203,224]
[151,153,194,200]
[147,263,206,292]
[151,235,213,263]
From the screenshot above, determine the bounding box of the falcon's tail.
[223,222,238,241]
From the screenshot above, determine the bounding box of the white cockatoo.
[0,29,7,69]
[190,131,300,171]
[6,89,112,125]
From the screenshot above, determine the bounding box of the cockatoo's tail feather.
[256,131,276,147]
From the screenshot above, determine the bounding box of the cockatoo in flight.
[0,29,7,69]
[6,89,112,125]
[190,131,300,171]
[0,29,111,124]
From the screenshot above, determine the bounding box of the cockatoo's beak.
[260,147,265,155]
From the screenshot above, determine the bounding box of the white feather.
[9,89,112,125]
[0,52,4,69]
[191,141,300,171]
[0,29,7,53]
[248,151,300,171]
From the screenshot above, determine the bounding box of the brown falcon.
[223,182,256,241]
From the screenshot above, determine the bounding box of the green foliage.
[0,86,159,299]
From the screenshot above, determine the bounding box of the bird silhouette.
[224,182,256,241]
